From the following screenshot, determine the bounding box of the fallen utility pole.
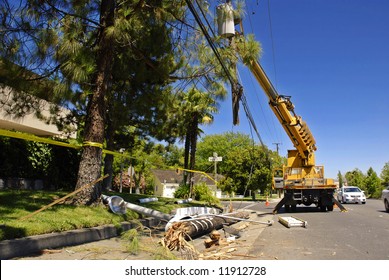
[101,195,172,221]
[166,211,250,241]
[163,211,252,252]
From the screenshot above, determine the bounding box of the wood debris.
[204,230,221,248]
[161,210,259,260]
[161,222,199,260]
[41,249,63,254]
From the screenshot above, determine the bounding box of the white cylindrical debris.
[101,194,172,221]
[125,202,172,221]
[137,197,158,203]
[175,198,193,204]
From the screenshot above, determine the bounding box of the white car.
[382,187,389,212]
[337,186,366,204]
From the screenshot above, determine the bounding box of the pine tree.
[0,0,186,205]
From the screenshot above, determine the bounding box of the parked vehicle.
[337,186,366,204]
[382,187,389,212]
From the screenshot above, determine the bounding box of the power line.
[267,0,278,89]
[186,0,268,149]
[185,0,236,87]
[195,0,216,38]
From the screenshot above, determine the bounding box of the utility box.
[216,3,235,38]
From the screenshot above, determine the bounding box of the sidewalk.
[0,218,158,260]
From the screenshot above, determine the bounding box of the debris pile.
[101,195,273,260]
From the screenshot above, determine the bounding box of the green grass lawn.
[0,190,210,241]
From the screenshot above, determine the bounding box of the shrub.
[173,183,190,199]
[193,183,220,205]
[174,183,219,205]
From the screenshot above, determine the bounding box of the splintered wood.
[161,222,199,260]
[204,230,221,248]
[163,211,250,248]
[162,222,194,251]
[161,211,251,259]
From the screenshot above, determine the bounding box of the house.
[0,85,76,138]
[151,169,223,198]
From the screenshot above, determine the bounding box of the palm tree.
[178,87,217,195]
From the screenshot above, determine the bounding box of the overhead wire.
[186,0,268,203]
[265,0,283,147]
[188,0,269,149]
[267,0,278,89]
[185,0,236,87]
[195,0,217,38]
[243,0,283,149]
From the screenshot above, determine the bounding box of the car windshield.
[344,188,361,192]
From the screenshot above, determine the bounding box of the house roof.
[151,169,223,185]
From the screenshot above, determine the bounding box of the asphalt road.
[235,198,389,260]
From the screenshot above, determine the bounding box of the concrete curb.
[0,218,159,260]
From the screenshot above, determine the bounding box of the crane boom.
[247,59,344,213]
[248,60,316,167]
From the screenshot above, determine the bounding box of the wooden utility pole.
[273,142,281,154]
[163,211,250,251]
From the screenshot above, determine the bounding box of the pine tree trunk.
[189,113,199,172]
[103,100,115,191]
[103,153,114,191]
[72,0,115,206]
[184,131,190,170]
[188,113,198,198]
[183,130,191,185]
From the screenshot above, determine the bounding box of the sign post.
[208,152,222,183]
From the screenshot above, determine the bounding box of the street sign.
[208,156,223,162]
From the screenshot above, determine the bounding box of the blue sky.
[200,0,389,179]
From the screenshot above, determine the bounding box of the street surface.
[231,199,389,260]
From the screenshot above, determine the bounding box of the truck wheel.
[385,199,389,213]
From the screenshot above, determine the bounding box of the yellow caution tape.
[103,149,124,157]
[0,128,79,149]
[83,141,104,149]
[0,128,132,159]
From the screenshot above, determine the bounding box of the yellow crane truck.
[216,1,345,213]
[247,60,345,213]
